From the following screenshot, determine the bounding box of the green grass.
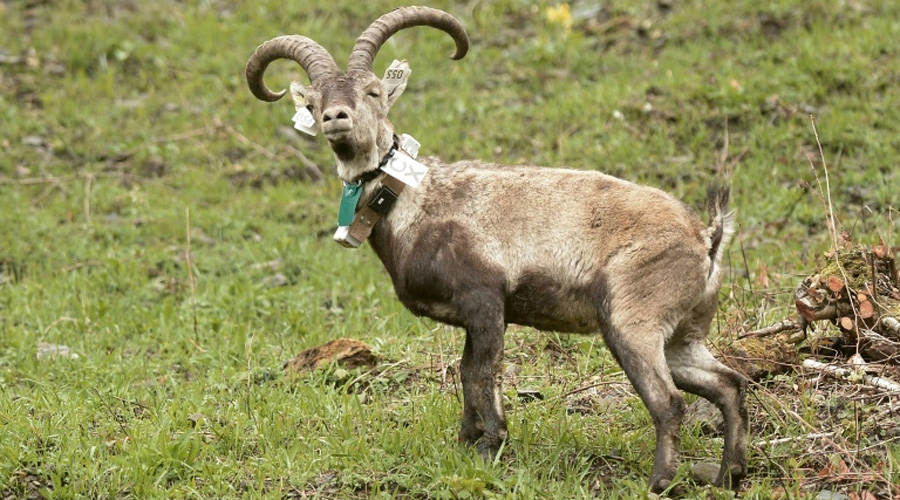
[2,0,899,498]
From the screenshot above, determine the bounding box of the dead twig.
[738,318,801,339]
[0,171,123,186]
[559,374,629,399]
[754,431,835,447]
[810,115,839,251]
[802,359,900,393]
[185,207,199,340]
[55,260,103,274]
[83,173,93,223]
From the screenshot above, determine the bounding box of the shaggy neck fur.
[334,123,396,183]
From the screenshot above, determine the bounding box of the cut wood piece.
[827,276,845,294]
[859,300,875,319]
[840,316,855,330]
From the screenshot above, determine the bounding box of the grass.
[1,0,899,498]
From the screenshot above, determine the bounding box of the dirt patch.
[284,338,376,374]
[2,467,56,500]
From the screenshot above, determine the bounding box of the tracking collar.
[334,133,423,248]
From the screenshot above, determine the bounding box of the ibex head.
[246,6,468,183]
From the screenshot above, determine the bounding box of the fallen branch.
[802,359,900,392]
[55,260,103,274]
[754,431,835,448]
[739,319,801,339]
[560,377,630,399]
[0,171,124,186]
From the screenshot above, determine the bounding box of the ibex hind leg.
[665,339,748,489]
[601,320,686,494]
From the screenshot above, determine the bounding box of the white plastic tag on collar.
[383,149,428,188]
[333,226,361,248]
[399,133,420,159]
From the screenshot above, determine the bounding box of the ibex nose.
[322,106,352,123]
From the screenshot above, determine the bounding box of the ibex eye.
[368,90,381,98]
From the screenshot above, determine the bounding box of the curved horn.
[246,35,339,102]
[347,6,469,72]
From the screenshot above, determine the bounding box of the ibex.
[246,6,747,493]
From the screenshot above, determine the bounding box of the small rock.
[690,462,720,485]
[815,491,851,500]
[517,388,544,403]
[284,338,376,374]
[685,398,724,434]
[250,259,283,271]
[44,61,66,76]
[21,135,46,148]
[657,0,674,10]
[140,157,167,178]
[266,273,289,287]
[36,342,80,360]
[190,228,216,246]
[504,363,521,385]
[188,412,205,426]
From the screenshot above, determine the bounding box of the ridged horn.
[347,6,468,72]
[246,35,339,102]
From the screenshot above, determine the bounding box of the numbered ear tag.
[383,151,428,188]
[337,183,363,226]
[292,107,317,136]
[289,81,317,136]
[382,59,411,100]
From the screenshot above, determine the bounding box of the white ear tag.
[289,81,317,136]
[382,59,411,98]
[291,107,317,136]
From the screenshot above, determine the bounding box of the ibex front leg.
[457,289,507,458]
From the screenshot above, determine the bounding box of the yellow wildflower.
[545,3,573,33]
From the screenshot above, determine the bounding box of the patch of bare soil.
[283,338,377,374]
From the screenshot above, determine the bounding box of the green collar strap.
[337,183,363,227]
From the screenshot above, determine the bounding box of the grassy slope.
[1,0,899,498]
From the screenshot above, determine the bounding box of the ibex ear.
[382,59,411,107]
[289,81,317,136]
[289,81,308,108]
